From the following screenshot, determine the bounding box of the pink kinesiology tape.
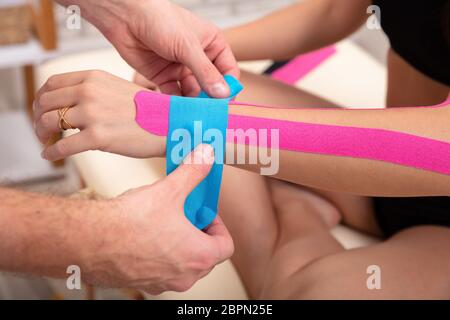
[135,91,450,176]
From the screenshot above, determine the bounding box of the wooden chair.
[25,0,57,117]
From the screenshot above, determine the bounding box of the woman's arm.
[133,87,450,197]
[225,101,450,196]
[225,0,371,61]
[33,71,450,197]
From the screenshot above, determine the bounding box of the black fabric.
[373,197,450,237]
[263,61,289,75]
[373,0,450,85]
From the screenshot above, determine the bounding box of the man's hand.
[0,145,234,295]
[80,145,234,294]
[57,0,239,97]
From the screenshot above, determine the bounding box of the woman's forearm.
[134,88,450,196]
[33,70,450,197]
[225,0,370,61]
[226,102,450,196]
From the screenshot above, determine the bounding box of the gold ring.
[58,106,74,131]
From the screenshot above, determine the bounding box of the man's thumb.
[182,46,230,98]
[165,144,215,199]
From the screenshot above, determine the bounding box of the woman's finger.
[180,42,230,98]
[34,85,80,122]
[39,70,106,90]
[36,70,94,98]
[35,106,84,144]
[41,128,102,161]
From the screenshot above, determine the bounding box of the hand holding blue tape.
[167,75,244,229]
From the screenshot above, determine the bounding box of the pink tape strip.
[227,115,450,175]
[271,46,337,84]
[135,90,170,136]
[134,91,450,176]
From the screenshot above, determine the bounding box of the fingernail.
[209,82,229,98]
[40,151,46,159]
[202,144,215,164]
[194,144,214,165]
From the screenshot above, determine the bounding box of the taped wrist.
[135,75,243,230]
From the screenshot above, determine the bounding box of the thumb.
[181,44,230,98]
[165,144,215,200]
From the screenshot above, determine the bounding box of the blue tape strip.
[166,75,243,229]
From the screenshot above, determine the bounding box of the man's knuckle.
[170,279,194,293]
[193,251,215,271]
[224,238,235,258]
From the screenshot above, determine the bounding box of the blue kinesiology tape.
[166,75,244,229]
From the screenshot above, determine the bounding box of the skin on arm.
[0,187,103,277]
[225,0,370,61]
[225,100,450,196]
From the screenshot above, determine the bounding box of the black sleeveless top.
[373,0,450,86]
[370,1,450,237]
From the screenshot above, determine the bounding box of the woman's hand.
[33,70,165,161]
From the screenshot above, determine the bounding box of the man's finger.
[213,45,240,80]
[181,44,230,99]
[180,73,201,97]
[159,81,182,96]
[164,144,215,200]
[133,72,159,90]
[203,216,235,263]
